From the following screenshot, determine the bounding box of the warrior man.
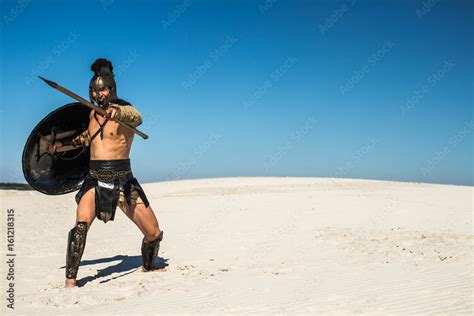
[49,58,163,287]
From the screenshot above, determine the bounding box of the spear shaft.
[38,76,148,139]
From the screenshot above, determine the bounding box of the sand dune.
[1,177,472,314]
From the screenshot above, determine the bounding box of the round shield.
[22,102,90,195]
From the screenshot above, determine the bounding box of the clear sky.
[0,0,472,185]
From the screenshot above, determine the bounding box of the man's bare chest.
[88,113,120,139]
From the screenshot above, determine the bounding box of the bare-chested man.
[49,58,163,288]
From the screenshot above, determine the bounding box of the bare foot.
[65,278,77,288]
[142,267,167,272]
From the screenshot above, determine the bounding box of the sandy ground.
[0,177,472,315]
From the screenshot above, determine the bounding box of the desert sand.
[1,177,472,314]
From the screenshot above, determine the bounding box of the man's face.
[91,87,110,104]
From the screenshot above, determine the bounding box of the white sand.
[1,177,472,314]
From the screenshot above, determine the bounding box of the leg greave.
[141,231,164,271]
[65,221,88,279]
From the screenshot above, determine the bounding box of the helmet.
[89,58,118,107]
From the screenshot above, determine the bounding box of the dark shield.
[22,102,90,195]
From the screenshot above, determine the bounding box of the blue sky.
[0,0,472,185]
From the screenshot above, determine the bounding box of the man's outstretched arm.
[108,104,143,127]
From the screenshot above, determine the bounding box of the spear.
[38,76,149,139]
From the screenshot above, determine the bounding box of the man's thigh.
[120,202,159,236]
[75,188,96,227]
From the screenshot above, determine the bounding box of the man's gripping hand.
[48,141,63,154]
[71,131,89,147]
[106,106,121,121]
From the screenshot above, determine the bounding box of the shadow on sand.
[60,255,169,287]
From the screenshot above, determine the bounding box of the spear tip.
[38,76,58,88]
